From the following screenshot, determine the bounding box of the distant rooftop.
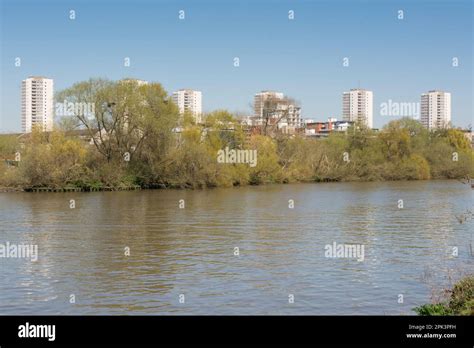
[349,88,371,92]
[174,89,201,92]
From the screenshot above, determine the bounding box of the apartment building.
[420,90,451,129]
[342,88,373,129]
[172,89,202,123]
[21,76,54,133]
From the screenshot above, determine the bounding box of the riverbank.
[0,186,22,193]
[414,275,474,316]
[1,117,473,191]
[1,178,472,194]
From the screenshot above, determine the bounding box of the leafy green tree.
[57,78,179,163]
[248,135,282,184]
[0,134,20,159]
[446,129,471,150]
[379,120,412,160]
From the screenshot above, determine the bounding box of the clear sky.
[1,0,472,132]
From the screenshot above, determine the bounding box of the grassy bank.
[414,276,474,316]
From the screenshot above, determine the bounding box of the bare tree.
[260,96,298,137]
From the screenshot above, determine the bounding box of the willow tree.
[56,78,180,164]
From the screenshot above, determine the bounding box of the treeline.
[0,78,473,190]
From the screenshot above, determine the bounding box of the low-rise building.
[305,118,354,137]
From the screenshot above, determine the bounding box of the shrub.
[414,276,474,316]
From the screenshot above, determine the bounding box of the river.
[0,180,472,315]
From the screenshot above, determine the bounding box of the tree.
[13,127,88,187]
[56,78,180,163]
[0,134,19,159]
[346,122,373,150]
[248,135,282,184]
[446,129,471,150]
[260,95,299,137]
[379,120,412,160]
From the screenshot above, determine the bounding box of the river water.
[0,180,472,315]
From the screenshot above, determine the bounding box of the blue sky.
[1,0,472,132]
